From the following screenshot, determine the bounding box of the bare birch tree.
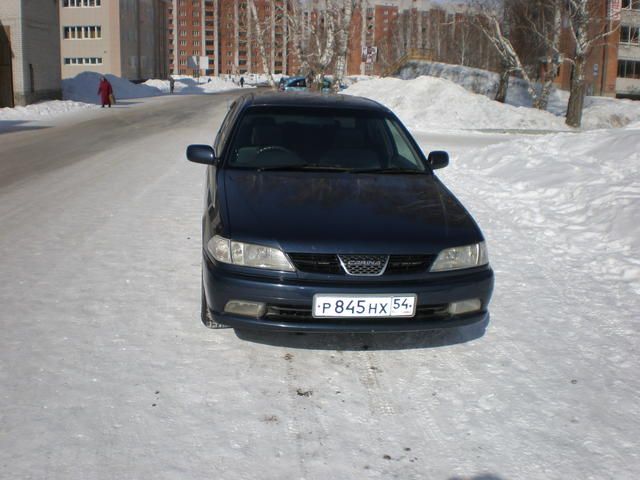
[564,0,616,127]
[332,0,358,91]
[248,0,277,88]
[474,0,539,104]
[521,0,563,110]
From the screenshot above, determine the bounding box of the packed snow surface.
[1,78,639,479]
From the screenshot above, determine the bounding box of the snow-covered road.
[1,93,638,480]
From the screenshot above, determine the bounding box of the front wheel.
[201,279,227,329]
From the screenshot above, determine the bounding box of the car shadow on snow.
[0,120,49,135]
[233,316,489,351]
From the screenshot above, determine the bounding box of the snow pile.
[0,100,97,120]
[398,61,640,129]
[400,60,520,99]
[548,89,640,129]
[343,75,378,87]
[448,124,640,293]
[63,72,162,103]
[343,75,567,131]
[143,76,252,94]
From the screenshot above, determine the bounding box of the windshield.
[226,106,426,172]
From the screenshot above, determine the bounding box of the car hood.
[221,170,483,254]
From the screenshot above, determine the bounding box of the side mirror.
[186,144,217,165]
[427,150,449,170]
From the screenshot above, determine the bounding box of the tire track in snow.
[356,351,396,416]
[281,352,331,478]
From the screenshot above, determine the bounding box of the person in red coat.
[97,77,113,108]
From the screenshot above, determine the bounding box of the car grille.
[264,304,449,322]
[338,254,388,276]
[287,253,435,276]
[287,253,342,274]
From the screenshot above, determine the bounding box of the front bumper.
[203,257,494,333]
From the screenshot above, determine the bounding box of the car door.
[204,101,239,233]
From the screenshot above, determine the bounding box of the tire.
[201,278,228,329]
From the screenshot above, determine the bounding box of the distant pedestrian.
[169,76,175,94]
[97,76,113,108]
[240,76,245,88]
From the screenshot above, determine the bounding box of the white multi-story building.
[59,0,170,81]
[0,0,62,107]
[617,0,640,98]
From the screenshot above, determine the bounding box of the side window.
[385,119,423,169]
[214,102,237,154]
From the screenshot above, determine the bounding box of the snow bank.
[343,75,568,131]
[548,89,640,130]
[143,76,252,94]
[0,100,97,121]
[64,72,251,104]
[451,123,640,292]
[63,72,163,103]
[398,61,640,129]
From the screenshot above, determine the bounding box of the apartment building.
[168,0,289,77]
[60,0,170,81]
[617,0,640,98]
[0,0,62,107]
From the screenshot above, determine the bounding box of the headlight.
[430,242,489,272]
[207,235,295,272]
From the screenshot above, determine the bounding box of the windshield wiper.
[256,165,352,172]
[351,167,426,174]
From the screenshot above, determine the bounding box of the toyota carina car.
[187,92,494,332]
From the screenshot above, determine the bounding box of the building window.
[618,59,640,79]
[63,0,101,6]
[64,57,103,65]
[63,26,102,39]
[620,25,640,45]
[622,0,640,10]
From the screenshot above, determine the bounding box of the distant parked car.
[282,76,308,91]
[186,92,494,332]
[281,76,343,93]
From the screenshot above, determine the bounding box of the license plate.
[312,294,417,318]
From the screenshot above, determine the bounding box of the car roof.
[237,91,390,113]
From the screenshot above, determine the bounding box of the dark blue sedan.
[187,92,494,332]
